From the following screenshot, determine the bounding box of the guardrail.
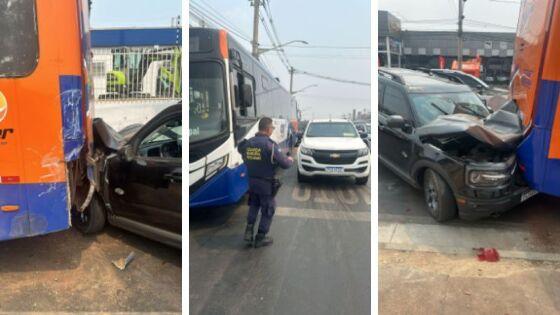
[91,46,181,102]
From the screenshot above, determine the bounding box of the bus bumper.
[189,165,248,208]
[0,183,70,241]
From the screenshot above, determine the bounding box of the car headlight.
[357,148,369,157]
[300,146,314,156]
[468,170,510,187]
[206,155,228,179]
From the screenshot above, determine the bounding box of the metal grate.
[91,46,182,102]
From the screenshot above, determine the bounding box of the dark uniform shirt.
[238,132,293,195]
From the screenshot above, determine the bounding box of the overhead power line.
[297,70,370,86]
[288,45,371,50]
[190,2,252,42]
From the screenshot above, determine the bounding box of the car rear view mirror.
[121,144,135,162]
[386,115,406,129]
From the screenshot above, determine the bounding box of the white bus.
[189,28,297,208]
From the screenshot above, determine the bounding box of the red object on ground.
[438,55,446,69]
[475,248,500,262]
[452,55,482,78]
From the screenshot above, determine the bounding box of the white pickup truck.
[296,119,370,185]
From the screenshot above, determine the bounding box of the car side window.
[138,117,182,159]
[382,85,412,121]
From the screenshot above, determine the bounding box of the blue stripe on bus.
[189,164,248,208]
[0,182,69,241]
[517,79,560,196]
[190,137,292,209]
[59,75,85,161]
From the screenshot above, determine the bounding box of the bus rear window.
[0,0,39,77]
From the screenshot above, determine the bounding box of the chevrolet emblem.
[330,153,341,158]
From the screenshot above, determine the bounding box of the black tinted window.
[382,85,411,120]
[0,0,39,77]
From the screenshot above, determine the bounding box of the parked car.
[72,103,182,248]
[297,119,370,185]
[354,121,371,148]
[378,68,532,221]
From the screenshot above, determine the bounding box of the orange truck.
[511,0,560,197]
[0,0,95,241]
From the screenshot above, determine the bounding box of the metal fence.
[91,46,182,102]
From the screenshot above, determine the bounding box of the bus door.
[0,0,90,241]
[514,0,560,196]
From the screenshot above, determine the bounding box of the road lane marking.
[276,207,370,222]
[292,185,311,202]
[336,187,359,205]
[313,188,336,204]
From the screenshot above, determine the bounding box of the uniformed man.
[238,117,293,248]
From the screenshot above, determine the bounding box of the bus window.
[189,62,228,143]
[0,0,39,77]
[232,69,256,117]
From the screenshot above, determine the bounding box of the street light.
[292,84,318,95]
[257,40,308,55]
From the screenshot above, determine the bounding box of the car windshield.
[189,62,228,143]
[410,92,490,126]
[306,122,358,138]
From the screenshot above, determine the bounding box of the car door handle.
[164,173,182,183]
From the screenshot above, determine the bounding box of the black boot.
[254,233,273,248]
[244,224,255,243]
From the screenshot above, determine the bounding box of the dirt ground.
[0,226,181,312]
[379,249,560,315]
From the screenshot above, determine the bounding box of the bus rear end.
[513,0,560,196]
[0,0,92,240]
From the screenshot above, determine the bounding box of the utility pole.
[458,0,466,70]
[251,0,261,58]
[289,67,295,94]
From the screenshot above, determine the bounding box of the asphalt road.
[0,225,181,312]
[379,163,560,228]
[190,164,371,315]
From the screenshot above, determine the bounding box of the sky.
[90,0,181,28]
[378,0,521,32]
[190,0,372,120]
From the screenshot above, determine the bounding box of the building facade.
[378,10,515,84]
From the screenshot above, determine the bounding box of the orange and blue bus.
[512,0,560,197]
[0,0,94,241]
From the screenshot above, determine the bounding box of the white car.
[297,119,370,185]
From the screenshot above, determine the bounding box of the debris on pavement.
[112,251,136,270]
[475,248,500,262]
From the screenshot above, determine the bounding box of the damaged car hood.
[417,109,523,152]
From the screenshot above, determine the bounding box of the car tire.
[423,169,457,222]
[297,169,310,183]
[72,194,106,235]
[356,176,369,185]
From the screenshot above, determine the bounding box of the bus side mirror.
[242,84,253,107]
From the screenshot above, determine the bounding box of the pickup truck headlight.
[357,148,369,157]
[206,155,228,179]
[300,146,314,156]
[468,170,510,187]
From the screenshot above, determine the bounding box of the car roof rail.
[378,69,405,85]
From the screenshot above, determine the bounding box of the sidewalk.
[380,249,560,314]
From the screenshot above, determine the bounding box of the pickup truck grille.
[312,150,358,165]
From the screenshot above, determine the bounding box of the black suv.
[378,68,533,221]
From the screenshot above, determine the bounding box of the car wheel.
[72,194,106,234]
[356,176,369,185]
[297,169,310,183]
[423,169,457,222]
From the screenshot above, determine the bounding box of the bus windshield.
[189,62,228,143]
[0,0,39,77]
